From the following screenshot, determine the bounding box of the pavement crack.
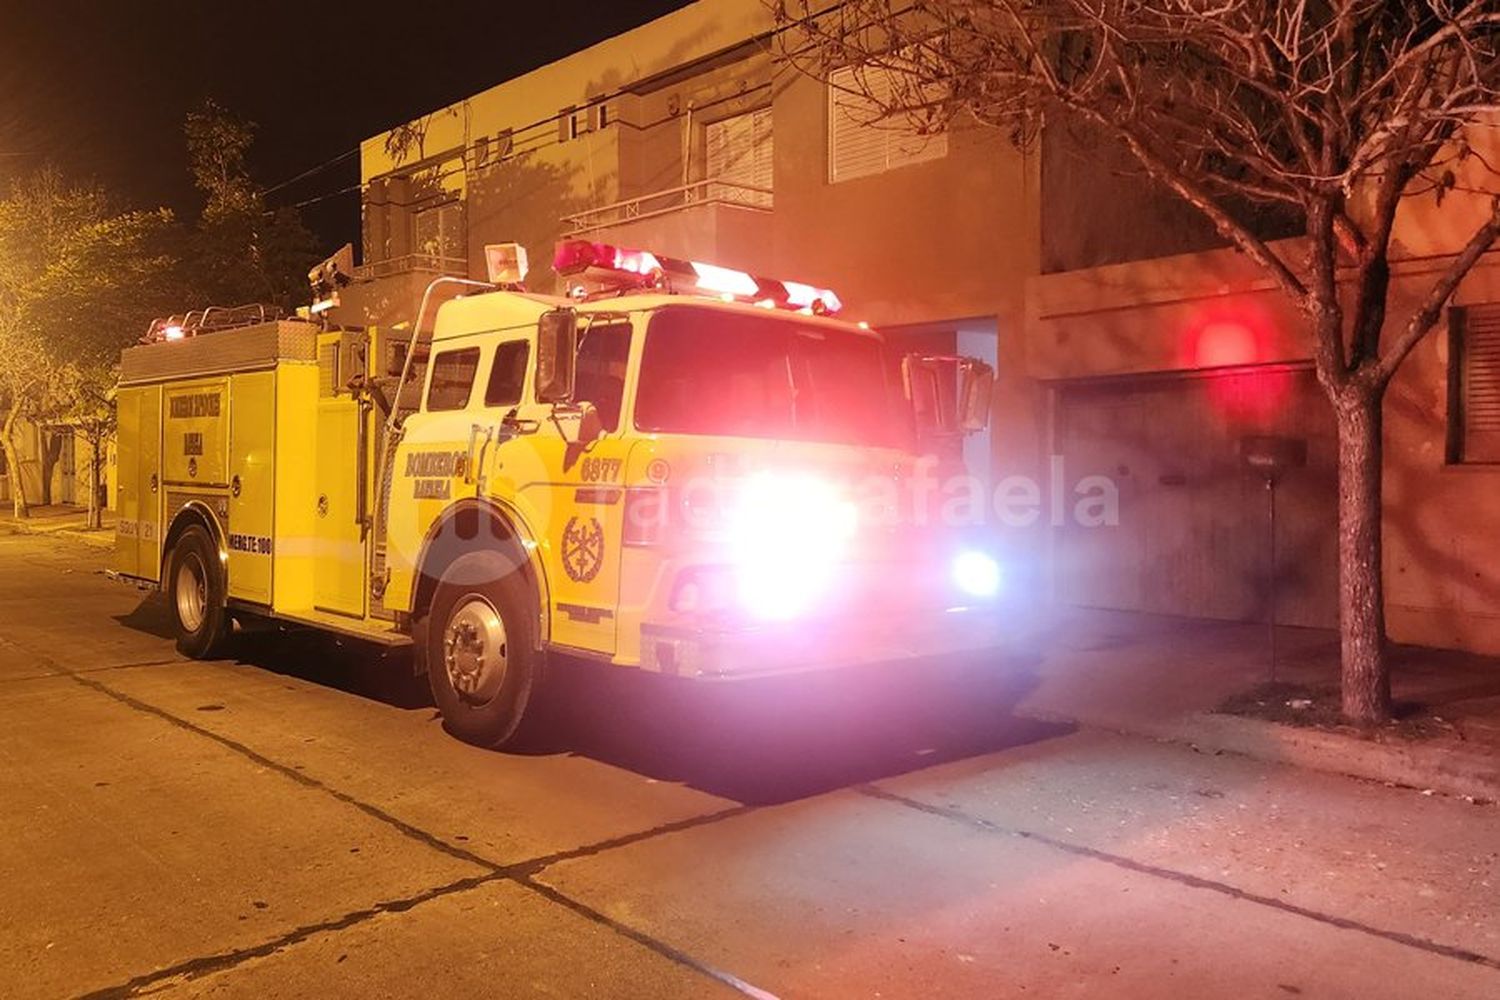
[0,657,182,685]
[510,804,757,877]
[66,669,499,871]
[854,783,1500,974]
[73,871,500,1000]
[31,645,771,999]
[516,874,780,999]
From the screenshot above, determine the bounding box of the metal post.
[1266,476,1277,684]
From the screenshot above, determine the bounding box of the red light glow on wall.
[1191,320,1259,368]
[1180,303,1288,423]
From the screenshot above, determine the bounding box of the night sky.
[0,0,692,250]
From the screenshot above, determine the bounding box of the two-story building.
[339,0,1039,497]
[338,0,1500,657]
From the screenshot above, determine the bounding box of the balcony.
[336,253,471,331]
[560,179,776,275]
[351,252,469,282]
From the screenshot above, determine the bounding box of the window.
[427,347,479,411]
[706,108,773,208]
[635,307,910,449]
[484,340,530,407]
[414,200,464,260]
[575,322,633,432]
[828,65,947,183]
[1449,305,1500,463]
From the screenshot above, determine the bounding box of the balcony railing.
[561,178,773,236]
[352,253,469,281]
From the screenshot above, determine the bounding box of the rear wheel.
[424,551,542,749]
[168,524,230,659]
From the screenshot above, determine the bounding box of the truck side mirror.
[957,359,994,433]
[903,354,994,437]
[536,308,578,403]
[555,401,605,447]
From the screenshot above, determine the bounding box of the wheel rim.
[443,596,508,705]
[175,551,208,634]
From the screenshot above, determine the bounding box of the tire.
[167,524,231,659]
[424,550,542,749]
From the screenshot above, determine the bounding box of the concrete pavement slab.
[92,658,740,870]
[0,676,487,1000]
[156,880,747,1000]
[0,535,185,676]
[536,785,1500,998]
[865,730,1500,962]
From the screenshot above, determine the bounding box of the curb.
[0,520,115,549]
[56,529,114,549]
[1021,706,1500,803]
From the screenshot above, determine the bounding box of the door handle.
[464,424,492,485]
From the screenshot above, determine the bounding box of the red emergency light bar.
[554,239,843,315]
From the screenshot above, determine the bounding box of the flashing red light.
[552,239,842,314]
[553,240,661,279]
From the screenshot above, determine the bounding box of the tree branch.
[1375,196,1500,385]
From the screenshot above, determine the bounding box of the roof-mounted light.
[553,239,842,315]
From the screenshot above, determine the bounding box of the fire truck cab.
[114,241,1001,747]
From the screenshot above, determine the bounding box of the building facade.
[341,0,1040,494]
[1028,156,1500,654]
[342,1,1500,656]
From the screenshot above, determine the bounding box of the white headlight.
[729,472,857,620]
[952,550,1001,598]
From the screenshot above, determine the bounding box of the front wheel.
[167,524,230,659]
[424,551,542,749]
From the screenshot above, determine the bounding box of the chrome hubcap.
[175,552,207,633]
[443,596,507,704]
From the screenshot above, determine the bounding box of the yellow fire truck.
[113,240,1000,747]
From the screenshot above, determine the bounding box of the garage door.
[1055,366,1337,628]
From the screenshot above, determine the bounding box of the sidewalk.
[1008,605,1500,802]
[0,503,115,548]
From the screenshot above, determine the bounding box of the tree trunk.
[1334,386,1390,723]
[38,431,61,507]
[0,419,27,520]
[87,437,102,530]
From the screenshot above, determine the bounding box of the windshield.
[634,306,911,449]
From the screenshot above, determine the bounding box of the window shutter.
[828,64,947,183]
[706,108,773,207]
[1461,304,1500,462]
[414,201,464,260]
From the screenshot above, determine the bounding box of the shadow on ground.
[118,594,1067,806]
[512,650,1066,804]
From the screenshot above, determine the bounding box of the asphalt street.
[0,530,1497,998]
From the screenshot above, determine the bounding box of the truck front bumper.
[639,605,1003,679]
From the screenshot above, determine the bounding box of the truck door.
[516,318,635,654]
[384,343,485,600]
[492,316,633,653]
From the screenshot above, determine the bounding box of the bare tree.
[776,0,1500,722]
[58,363,117,530]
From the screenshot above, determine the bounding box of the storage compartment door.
[114,386,162,579]
[227,371,276,603]
[313,399,367,617]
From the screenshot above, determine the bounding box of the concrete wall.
[0,421,114,512]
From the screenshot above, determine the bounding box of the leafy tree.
[0,168,178,517]
[775,0,1500,722]
[184,99,319,311]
